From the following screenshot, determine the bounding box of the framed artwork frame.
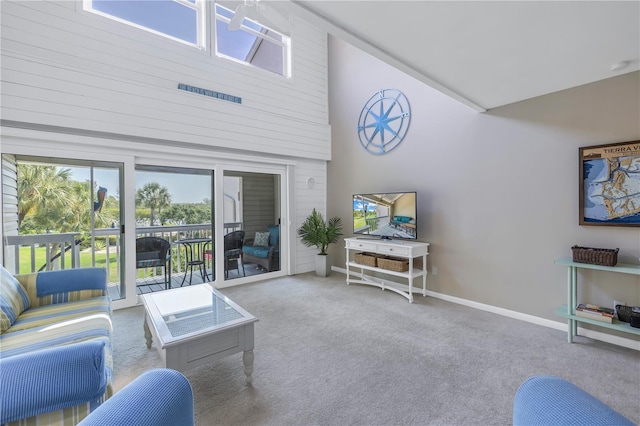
[579,140,640,226]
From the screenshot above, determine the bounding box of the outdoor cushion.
[267,225,280,247]
[136,258,165,268]
[243,246,271,258]
[0,264,30,333]
[393,216,412,223]
[254,232,270,247]
[136,251,160,268]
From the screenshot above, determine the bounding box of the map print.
[582,142,640,225]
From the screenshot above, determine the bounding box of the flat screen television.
[352,192,417,240]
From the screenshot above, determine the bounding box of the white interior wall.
[0,0,330,277]
[293,159,328,273]
[0,0,329,159]
[327,37,640,341]
[0,127,324,289]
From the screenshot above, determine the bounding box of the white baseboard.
[332,266,640,351]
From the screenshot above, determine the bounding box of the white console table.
[345,237,429,303]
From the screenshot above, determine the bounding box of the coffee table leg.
[144,317,152,349]
[243,350,254,385]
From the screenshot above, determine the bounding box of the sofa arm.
[78,369,194,426]
[0,341,108,424]
[513,376,635,426]
[17,268,107,307]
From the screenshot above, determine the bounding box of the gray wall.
[327,36,640,327]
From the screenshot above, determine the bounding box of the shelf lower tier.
[555,306,640,336]
[346,270,426,303]
[346,261,427,279]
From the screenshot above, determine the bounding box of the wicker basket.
[354,252,378,267]
[571,245,619,267]
[615,305,640,323]
[377,256,409,272]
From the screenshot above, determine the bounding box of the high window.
[215,4,290,77]
[83,1,291,77]
[84,0,205,47]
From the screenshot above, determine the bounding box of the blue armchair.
[0,265,112,425]
[78,369,194,426]
[513,376,635,426]
[0,341,108,425]
[243,225,280,272]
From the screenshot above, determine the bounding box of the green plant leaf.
[297,208,343,255]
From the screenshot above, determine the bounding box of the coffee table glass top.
[141,284,256,346]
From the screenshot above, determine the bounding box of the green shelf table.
[554,258,640,343]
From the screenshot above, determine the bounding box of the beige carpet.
[112,273,640,425]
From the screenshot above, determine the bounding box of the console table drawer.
[377,245,411,256]
[349,241,378,251]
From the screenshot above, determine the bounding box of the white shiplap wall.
[0,1,330,160]
[0,1,330,275]
[292,159,327,273]
[1,154,18,267]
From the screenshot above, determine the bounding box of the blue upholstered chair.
[0,341,109,425]
[78,369,194,426]
[242,225,280,272]
[513,376,635,426]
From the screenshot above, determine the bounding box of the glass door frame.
[215,165,288,287]
[2,130,292,309]
[132,158,289,290]
[0,140,136,309]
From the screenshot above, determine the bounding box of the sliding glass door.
[2,150,288,305]
[134,166,214,293]
[223,170,281,281]
[2,155,125,299]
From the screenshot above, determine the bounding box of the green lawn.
[18,247,181,282]
[354,215,378,231]
[19,246,119,276]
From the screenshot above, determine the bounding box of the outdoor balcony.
[4,222,267,299]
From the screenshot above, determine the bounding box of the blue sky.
[71,167,211,204]
[92,0,258,61]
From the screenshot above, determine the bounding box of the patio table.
[176,237,211,285]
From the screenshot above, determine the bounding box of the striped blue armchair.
[0,265,112,425]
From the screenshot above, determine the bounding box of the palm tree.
[17,164,73,228]
[136,182,172,226]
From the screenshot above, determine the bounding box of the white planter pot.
[315,254,331,277]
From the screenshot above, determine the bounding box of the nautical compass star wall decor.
[357,89,411,155]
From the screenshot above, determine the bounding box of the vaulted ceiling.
[281,1,640,112]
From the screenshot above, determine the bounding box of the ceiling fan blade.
[258,5,291,34]
[228,4,248,31]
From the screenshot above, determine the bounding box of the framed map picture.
[579,140,640,226]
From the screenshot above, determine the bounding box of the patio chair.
[224,230,245,278]
[243,225,279,272]
[136,237,172,290]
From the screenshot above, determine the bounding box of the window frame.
[83,0,206,49]
[214,3,291,78]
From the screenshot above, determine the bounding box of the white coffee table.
[141,284,258,384]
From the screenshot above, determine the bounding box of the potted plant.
[297,208,343,277]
